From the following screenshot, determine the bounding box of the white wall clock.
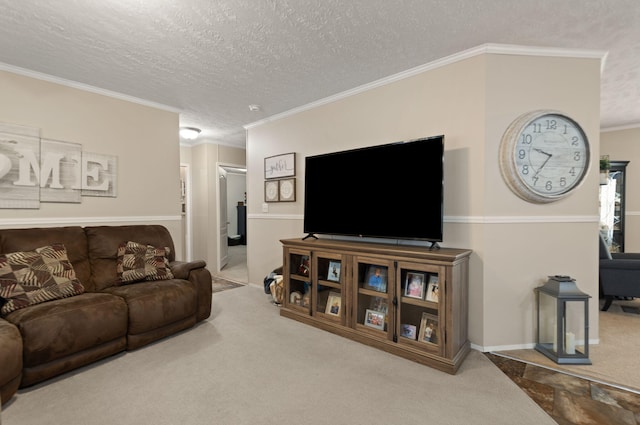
[265,180,279,202]
[499,110,590,204]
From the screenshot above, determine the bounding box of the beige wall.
[246,47,602,350]
[601,127,640,251]
[0,70,185,256]
[180,143,246,271]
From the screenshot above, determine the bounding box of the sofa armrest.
[170,260,207,280]
[170,260,212,322]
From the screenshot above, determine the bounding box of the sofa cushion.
[0,244,85,315]
[85,225,176,291]
[102,279,197,336]
[3,292,128,368]
[116,241,174,284]
[0,227,91,291]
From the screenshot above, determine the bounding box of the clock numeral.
[518,149,526,159]
[532,123,542,133]
[532,176,539,185]
[521,165,529,175]
[545,181,553,191]
[574,152,582,161]
[521,134,532,144]
[545,119,557,130]
[560,177,567,187]
[563,124,569,135]
[571,136,579,146]
[569,167,576,176]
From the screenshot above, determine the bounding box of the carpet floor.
[1,285,555,425]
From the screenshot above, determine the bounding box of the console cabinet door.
[395,262,445,355]
[312,251,346,324]
[352,255,395,341]
[284,247,312,314]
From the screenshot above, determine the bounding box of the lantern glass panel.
[538,291,557,352]
[564,300,586,356]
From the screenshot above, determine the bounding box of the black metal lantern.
[535,275,591,365]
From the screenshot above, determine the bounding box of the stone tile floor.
[486,353,640,425]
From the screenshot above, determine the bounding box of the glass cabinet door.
[353,256,394,339]
[312,252,345,323]
[285,248,312,313]
[396,262,444,354]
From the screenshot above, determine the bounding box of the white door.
[218,167,229,271]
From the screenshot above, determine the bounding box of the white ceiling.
[0,0,638,148]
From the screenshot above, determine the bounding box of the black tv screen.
[303,135,444,242]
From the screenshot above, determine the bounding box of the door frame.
[216,162,247,272]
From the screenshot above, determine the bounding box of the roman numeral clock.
[499,110,590,203]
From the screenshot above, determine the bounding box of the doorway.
[217,164,247,283]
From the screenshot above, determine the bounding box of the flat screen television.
[303,135,444,244]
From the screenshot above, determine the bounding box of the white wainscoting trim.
[0,215,182,227]
[627,211,640,216]
[248,214,599,224]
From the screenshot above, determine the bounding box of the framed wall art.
[264,152,295,179]
[279,178,296,202]
[265,180,279,202]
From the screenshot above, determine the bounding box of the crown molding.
[245,43,607,130]
[0,62,182,114]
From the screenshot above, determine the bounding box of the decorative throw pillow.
[116,241,174,284]
[0,244,85,316]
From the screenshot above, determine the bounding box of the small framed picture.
[419,312,439,344]
[327,261,341,282]
[264,180,279,202]
[325,291,342,316]
[426,275,439,303]
[364,309,385,331]
[369,297,388,315]
[400,324,417,340]
[404,272,426,299]
[364,265,388,293]
[279,178,296,202]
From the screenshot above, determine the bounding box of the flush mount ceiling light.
[248,104,261,112]
[179,127,201,140]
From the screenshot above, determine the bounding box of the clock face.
[499,111,590,203]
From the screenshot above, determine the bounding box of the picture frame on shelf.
[264,180,279,202]
[364,309,385,331]
[419,312,439,344]
[404,271,426,299]
[400,324,417,340]
[279,178,296,202]
[364,265,388,293]
[327,261,341,282]
[369,296,388,315]
[425,275,439,303]
[325,291,342,316]
[264,152,296,179]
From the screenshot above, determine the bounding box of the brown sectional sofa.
[0,225,212,405]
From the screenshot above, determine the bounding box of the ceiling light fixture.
[179,127,201,140]
[248,104,261,112]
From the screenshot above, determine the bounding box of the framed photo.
[364,265,388,293]
[369,297,388,315]
[419,312,439,344]
[400,324,417,340]
[327,261,341,282]
[325,291,342,316]
[264,180,279,202]
[426,275,439,303]
[364,309,385,331]
[264,152,296,179]
[404,272,426,299]
[279,178,296,202]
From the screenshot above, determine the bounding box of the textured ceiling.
[0,0,638,148]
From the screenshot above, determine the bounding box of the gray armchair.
[599,233,640,311]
